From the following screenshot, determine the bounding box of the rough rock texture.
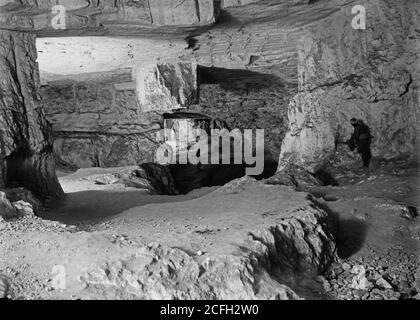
[0,30,64,199]
[82,242,301,300]
[184,1,341,84]
[36,1,355,168]
[0,191,18,220]
[134,61,198,112]
[140,163,179,195]
[0,274,9,299]
[149,0,218,26]
[279,0,420,172]
[265,164,322,189]
[1,187,42,214]
[42,75,161,168]
[190,67,297,160]
[0,176,338,299]
[42,61,197,168]
[12,200,35,216]
[0,0,220,35]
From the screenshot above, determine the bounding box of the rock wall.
[190,67,298,160]
[0,30,64,199]
[43,61,198,168]
[0,0,220,35]
[43,78,159,168]
[279,0,420,172]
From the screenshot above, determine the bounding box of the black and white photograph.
[0,0,419,307]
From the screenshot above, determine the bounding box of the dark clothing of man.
[348,120,372,168]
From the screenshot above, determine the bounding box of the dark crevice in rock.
[399,74,413,98]
[140,162,179,195]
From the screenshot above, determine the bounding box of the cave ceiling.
[1,0,354,86]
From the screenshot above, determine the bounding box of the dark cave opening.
[168,159,278,194]
[4,151,64,200]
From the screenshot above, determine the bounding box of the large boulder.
[134,61,198,112]
[0,30,64,199]
[278,0,419,172]
[1,187,42,213]
[0,191,18,220]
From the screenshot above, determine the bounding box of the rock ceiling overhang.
[1,0,357,85]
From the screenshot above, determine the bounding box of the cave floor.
[304,162,420,300]
[0,162,419,300]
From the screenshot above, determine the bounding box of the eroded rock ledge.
[82,202,336,299]
[0,177,338,299]
[78,178,337,299]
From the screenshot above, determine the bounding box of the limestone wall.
[190,67,298,161]
[279,0,420,172]
[42,61,198,168]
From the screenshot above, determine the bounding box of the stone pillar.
[0,30,64,199]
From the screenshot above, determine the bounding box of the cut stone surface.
[279,0,420,172]
[0,0,220,35]
[42,60,198,168]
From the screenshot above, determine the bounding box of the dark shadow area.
[335,218,370,258]
[198,65,287,90]
[169,164,245,194]
[169,157,278,194]
[215,9,243,25]
[314,200,369,259]
[42,189,212,226]
[5,151,64,200]
[314,168,339,186]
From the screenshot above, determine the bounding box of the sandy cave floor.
[0,161,419,300]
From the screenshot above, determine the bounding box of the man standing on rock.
[347,118,373,168]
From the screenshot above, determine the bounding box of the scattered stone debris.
[323,246,419,300]
[375,203,418,221]
[350,265,372,290]
[2,188,43,214]
[13,201,35,217]
[0,214,76,234]
[140,163,179,195]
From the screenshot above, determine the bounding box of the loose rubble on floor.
[0,159,419,300]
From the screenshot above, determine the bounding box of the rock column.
[0,30,64,199]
